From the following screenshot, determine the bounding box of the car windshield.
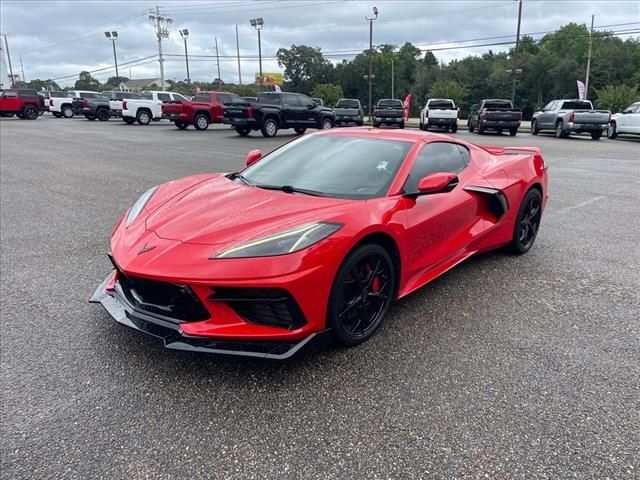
[562,101,593,110]
[241,135,412,200]
[336,99,359,108]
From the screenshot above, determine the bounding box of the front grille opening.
[118,274,210,322]
[208,287,307,330]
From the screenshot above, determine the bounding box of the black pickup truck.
[224,92,335,137]
[467,99,522,136]
[72,94,111,121]
[373,99,405,128]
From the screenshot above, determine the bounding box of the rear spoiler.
[481,146,547,171]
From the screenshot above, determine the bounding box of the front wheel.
[23,106,39,120]
[510,188,542,255]
[136,110,151,125]
[591,130,602,140]
[607,122,617,139]
[321,118,333,129]
[555,122,566,138]
[531,119,539,135]
[327,244,396,347]
[294,127,306,135]
[194,113,209,130]
[261,118,278,137]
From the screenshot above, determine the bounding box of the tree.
[100,76,129,91]
[427,80,469,108]
[276,45,333,93]
[74,71,101,90]
[16,78,62,91]
[596,85,639,113]
[310,83,343,107]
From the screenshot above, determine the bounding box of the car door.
[401,142,479,279]
[537,101,557,128]
[0,90,20,112]
[281,93,303,126]
[298,94,319,125]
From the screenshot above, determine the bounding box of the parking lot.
[1,116,639,479]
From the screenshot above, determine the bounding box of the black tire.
[327,243,396,347]
[356,120,363,126]
[62,105,74,118]
[372,122,380,128]
[555,121,566,138]
[53,112,62,118]
[531,119,539,135]
[136,109,151,125]
[478,124,485,135]
[235,126,250,136]
[123,116,136,125]
[607,122,617,139]
[468,119,474,132]
[591,130,602,140]
[321,118,333,129]
[194,113,209,130]
[175,121,188,129]
[509,128,517,136]
[261,118,278,137]
[96,108,110,121]
[294,127,306,135]
[23,105,39,120]
[451,123,458,133]
[510,188,542,255]
[85,115,96,121]
[399,121,405,129]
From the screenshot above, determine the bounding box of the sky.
[0,0,638,87]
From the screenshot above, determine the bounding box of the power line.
[50,55,158,81]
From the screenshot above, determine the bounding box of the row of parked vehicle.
[1,88,638,140]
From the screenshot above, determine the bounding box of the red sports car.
[91,129,548,359]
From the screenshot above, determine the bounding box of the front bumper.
[90,271,328,359]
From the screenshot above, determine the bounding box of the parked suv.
[468,99,521,135]
[0,89,43,119]
[531,99,610,140]
[163,91,241,130]
[608,102,640,139]
[334,98,364,126]
[419,98,459,132]
[373,99,404,128]
[224,92,335,137]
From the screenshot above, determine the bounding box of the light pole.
[250,18,264,88]
[179,29,190,83]
[510,0,522,104]
[104,31,119,79]
[391,57,394,99]
[366,7,378,122]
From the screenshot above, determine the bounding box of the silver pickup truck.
[531,99,610,140]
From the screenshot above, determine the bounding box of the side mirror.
[308,103,316,109]
[416,172,459,195]
[245,149,262,167]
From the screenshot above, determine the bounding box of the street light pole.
[585,14,595,100]
[250,18,264,88]
[391,57,394,99]
[236,24,242,85]
[104,31,119,79]
[366,7,378,122]
[510,0,522,104]
[179,29,190,83]
[3,34,14,87]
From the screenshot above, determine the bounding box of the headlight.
[125,186,157,227]
[214,222,343,258]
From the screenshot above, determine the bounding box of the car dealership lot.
[1,117,638,479]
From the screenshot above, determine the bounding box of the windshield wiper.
[254,184,333,197]
[228,172,253,186]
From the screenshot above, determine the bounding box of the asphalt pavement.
[1,116,639,479]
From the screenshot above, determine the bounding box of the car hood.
[144,174,354,247]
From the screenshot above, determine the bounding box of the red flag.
[195,84,201,93]
[403,94,412,121]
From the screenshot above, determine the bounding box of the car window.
[299,95,316,108]
[141,92,153,100]
[171,93,187,102]
[19,90,39,99]
[217,93,246,105]
[542,101,555,111]
[283,93,301,107]
[258,94,281,105]
[195,93,211,102]
[336,99,360,109]
[82,92,99,99]
[2,90,18,98]
[157,93,172,102]
[243,135,413,200]
[404,142,468,193]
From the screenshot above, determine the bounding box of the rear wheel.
[531,119,539,135]
[468,119,474,132]
[235,126,250,136]
[591,130,602,140]
[261,118,278,137]
[607,122,617,139]
[509,128,517,136]
[96,108,110,121]
[478,123,485,135]
[294,127,306,135]
[399,121,405,129]
[555,121,566,138]
[23,105,39,120]
[175,121,188,129]
[510,188,542,255]
[123,116,136,125]
[451,123,458,133]
[62,105,74,118]
[136,110,151,125]
[328,244,396,347]
[194,113,209,130]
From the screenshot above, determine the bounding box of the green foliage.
[276,45,334,93]
[310,83,343,107]
[15,78,62,91]
[99,76,129,91]
[427,80,469,108]
[595,84,639,113]
[74,71,101,90]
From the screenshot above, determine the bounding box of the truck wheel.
[53,112,62,118]
[123,117,136,125]
[23,106,39,120]
[555,121,566,138]
[194,113,210,130]
[478,124,485,135]
[136,110,151,125]
[451,123,458,133]
[356,120,363,126]
[62,105,74,118]
[607,122,617,139]
[590,130,602,140]
[235,127,251,136]
[96,109,110,121]
[175,121,188,130]
[294,127,306,135]
[509,128,517,136]
[321,118,333,129]
[399,121,405,129]
[468,120,474,133]
[372,122,380,128]
[531,119,539,135]
[261,118,278,137]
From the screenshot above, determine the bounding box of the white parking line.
[559,195,605,211]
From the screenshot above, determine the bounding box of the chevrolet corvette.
[91,128,548,359]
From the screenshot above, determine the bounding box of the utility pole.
[19,55,25,83]
[366,7,378,122]
[104,31,119,79]
[179,29,190,83]
[215,36,221,89]
[391,57,394,99]
[249,18,264,89]
[4,34,14,87]
[149,6,172,90]
[236,24,242,85]
[510,0,523,104]
[585,14,595,100]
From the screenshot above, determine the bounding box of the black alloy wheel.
[23,106,39,120]
[510,188,542,254]
[96,109,110,121]
[328,244,395,346]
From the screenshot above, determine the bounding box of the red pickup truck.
[0,89,44,120]
[162,91,246,130]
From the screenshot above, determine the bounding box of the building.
[119,78,162,93]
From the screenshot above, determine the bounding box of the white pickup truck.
[102,91,141,118]
[608,101,640,139]
[44,91,75,118]
[121,90,189,125]
[419,98,459,132]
